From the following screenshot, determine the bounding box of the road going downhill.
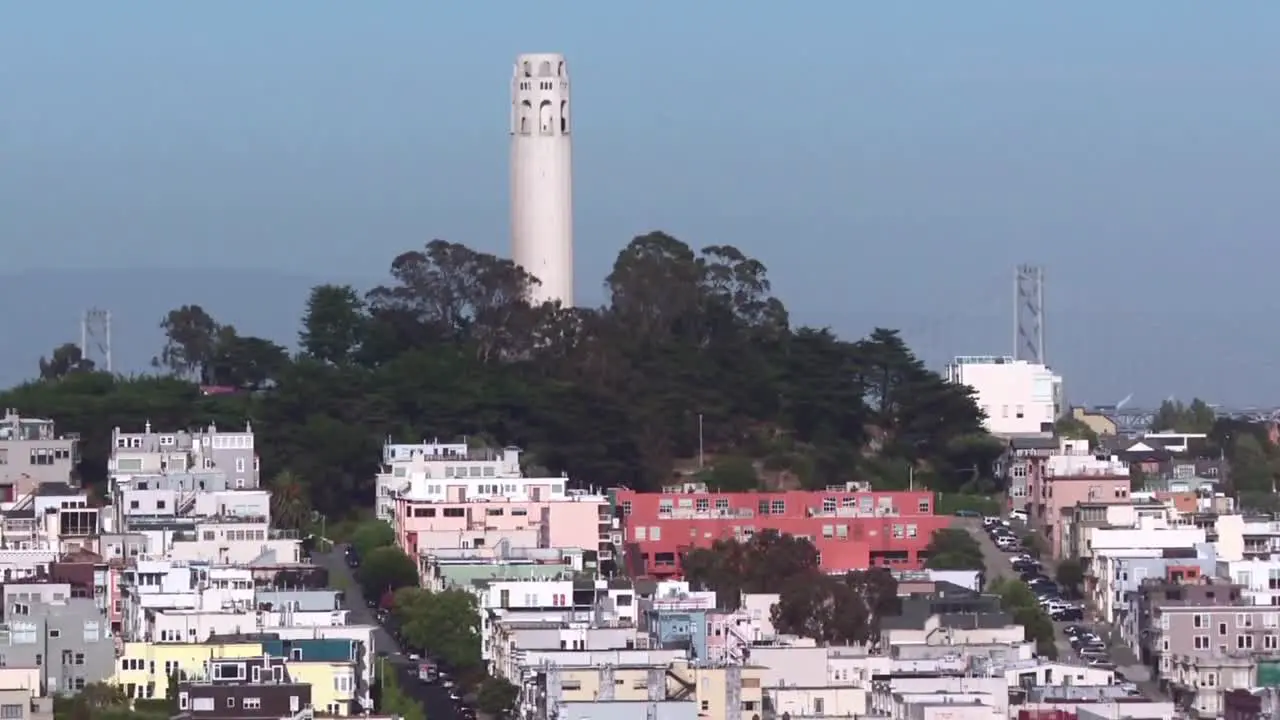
[316,545,459,720]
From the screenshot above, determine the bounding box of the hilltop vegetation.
[5,233,1002,522]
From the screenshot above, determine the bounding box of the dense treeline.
[12,234,1001,521]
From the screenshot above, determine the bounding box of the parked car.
[1052,607,1084,622]
[1009,509,1028,522]
[955,509,982,518]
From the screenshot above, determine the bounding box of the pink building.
[1028,462,1131,557]
[392,476,610,563]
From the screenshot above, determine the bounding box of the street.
[957,518,1159,693]
[314,545,460,720]
[954,518,1072,659]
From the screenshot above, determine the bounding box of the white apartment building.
[1221,557,1280,606]
[109,422,260,493]
[475,578,639,661]
[123,516,299,565]
[376,441,524,521]
[945,356,1063,436]
[145,605,351,643]
[1045,448,1131,479]
[1089,518,1208,622]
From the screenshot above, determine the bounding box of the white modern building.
[375,441,523,522]
[945,356,1063,435]
[511,52,574,307]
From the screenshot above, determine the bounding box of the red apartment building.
[616,487,948,578]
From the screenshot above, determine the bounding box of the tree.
[300,284,366,364]
[269,470,311,530]
[1230,433,1275,494]
[1055,558,1085,599]
[698,456,759,491]
[988,577,1058,659]
[1153,398,1216,434]
[205,329,289,389]
[351,520,397,559]
[476,676,520,719]
[155,304,221,380]
[357,546,419,599]
[393,587,482,671]
[923,529,985,572]
[1054,415,1098,446]
[683,530,820,609]
[378,665,426,720]
[38,343,96,380]
[770,568,899,645]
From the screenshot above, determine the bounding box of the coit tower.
[510,53,574,307]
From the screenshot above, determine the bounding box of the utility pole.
[698,414,705,469]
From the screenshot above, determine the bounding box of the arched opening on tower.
[560,101,570,134]
[539,100,553,136]
[519,101,533,135]
[538,61,552,77]
[557,61,565,77]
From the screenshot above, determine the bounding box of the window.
[0,705,22,719]
[74,653,85,665]
[48,629,60,639]
[443,507,465,518]
[621,501,632,516]
[1239,634,1255,650]
[243,698,261,710]
[917,499,930,513]
[1220,622,1228,635]
[650,526,661,541]
[814,698,825,714]
[770,500,786,515]
[1194,635,1210,650]
[634,527,646,541]
[235,458,246,472]
[1193,614,1206,628]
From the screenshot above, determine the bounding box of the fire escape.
[665,665,696,701]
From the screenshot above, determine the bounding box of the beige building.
[535,661,763,720]
[0,689,51,720]
[0,411,79,504]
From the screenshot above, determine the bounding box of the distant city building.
[616,486,947,577]
[945,356,1063,436]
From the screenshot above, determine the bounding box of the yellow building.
[1073,407,1118,437]
[115,641,263,699]
[287,660,357,716]
[551,661,763,720]
[113,640,358,716]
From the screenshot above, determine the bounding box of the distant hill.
[0,268,379,388]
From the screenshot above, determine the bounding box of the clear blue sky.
[4,3,1278,405]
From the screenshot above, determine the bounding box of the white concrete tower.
[510,53,574,307]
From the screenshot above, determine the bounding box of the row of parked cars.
[1064,625,1117,670]
[984,517,1084,622]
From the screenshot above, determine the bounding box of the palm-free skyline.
[4,3,1278,404]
